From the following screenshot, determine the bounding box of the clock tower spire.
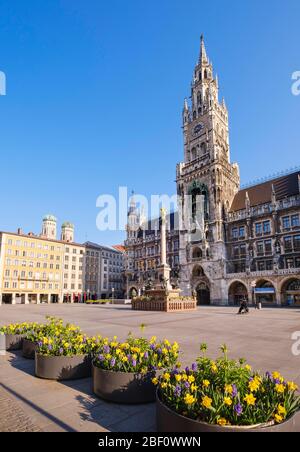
[176,37,240,305]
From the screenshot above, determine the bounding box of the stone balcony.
[227,196,300,223]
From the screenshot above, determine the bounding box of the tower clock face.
[193,123,204,136]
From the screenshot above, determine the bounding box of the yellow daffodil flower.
[287,381,298,391]
[244,393,256,406]
[217,418,228,426]
[184,394,196,406]
[202,396,213,409]
[224,397,232,406]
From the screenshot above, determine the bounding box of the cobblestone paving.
[0,305,300,432]
[0,385,41,432]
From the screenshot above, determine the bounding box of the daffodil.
[225,384,233,395]
[277,404,286,416]
[188,375,195,384]
[224,397,232,406]
[244,393,256,406]
[275,384,285,394]
[287,381,298,391]
[202,396,213,409]
[217,418,228,426]
[274,414,283,424]
[184,394,196,406]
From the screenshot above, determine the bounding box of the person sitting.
[238,296,249,315]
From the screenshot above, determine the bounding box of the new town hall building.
[125,37,300,307]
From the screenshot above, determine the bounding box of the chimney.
[17,228,23,235]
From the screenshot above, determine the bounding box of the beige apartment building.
[0,215,85,305]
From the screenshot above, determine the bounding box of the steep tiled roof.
[230,170,300,212]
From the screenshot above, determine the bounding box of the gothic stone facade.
[125,205,180,298]
[125,37,300,306]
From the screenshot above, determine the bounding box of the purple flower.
[59,347,63,355]
[274,378,280,385]
[157,348,162,355]
[48,344,52,351]
[185,366,190,374]
[110,358,116,367]
[103,345,110,354]
[174,385,181,397]
[232,384,238,398]
[98,354,104,362]
[150,344,155,350]
[266,371,272,379]
[132,359,137,367]
[184,381,190,389]
[38,341,42,348]
[191,363,198,372]
[171,368,179,375]
[144,351,149,359]
[234,403,243,416]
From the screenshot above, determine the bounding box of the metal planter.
[35,354,91,381]
[156,391,300,432]
[5,334,25,351]
[22,339,38,359]
[92,364,156,404]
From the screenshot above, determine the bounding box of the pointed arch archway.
[255,279,276,305]
[228,281,248,306]
[191,265,211,305]
[280,278,300,306]
[196,282,210,306]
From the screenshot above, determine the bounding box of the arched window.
[192,265,204,277]
[193,111,196,120]
[186,149,191,162]
[190,183,209,221]
[192,247,202,259]
[191,147,197,160]
[197,92,202,105]
[200,142,207,154]
[204,69,208,79]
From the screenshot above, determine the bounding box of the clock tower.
[177,36,240,305]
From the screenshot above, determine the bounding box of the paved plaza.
[0,304,300,432]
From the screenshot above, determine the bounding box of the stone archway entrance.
[129,287,138,299]
[255,280,276,305]
[196,283,210,306]
[281,278,300,306]
[228,281,248,306]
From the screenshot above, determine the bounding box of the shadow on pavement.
[0,383,77,432]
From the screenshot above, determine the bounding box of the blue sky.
[0,0,300,245]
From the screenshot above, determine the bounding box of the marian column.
[156,207,172,290]
[161,208,167,265]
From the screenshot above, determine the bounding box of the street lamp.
[112,287,115,305]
